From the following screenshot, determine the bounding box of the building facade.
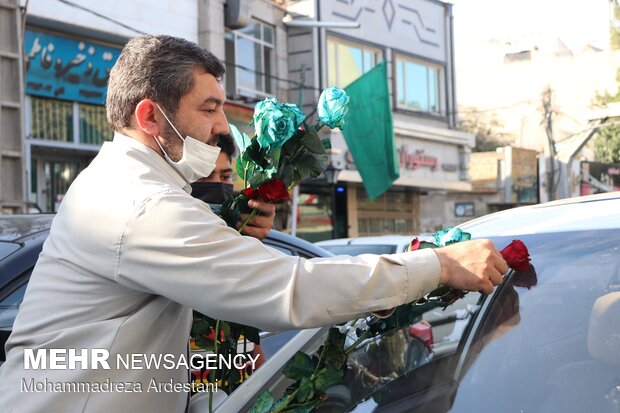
[4,0,473,237]
[5,0,291,213]
[284,0,474,239]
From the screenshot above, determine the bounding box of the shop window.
[79,102,110,145]
[327,36,382,88]
[30,96,112,145]
[225,20,274,98]
[356,189,421,236]
[395,55,442,114]
[31,96,73,142]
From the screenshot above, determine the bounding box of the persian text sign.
[24,30,121,105]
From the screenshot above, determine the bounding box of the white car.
[315,234,434,256]
[199,192,620,413]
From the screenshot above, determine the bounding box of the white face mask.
[153,103,221,184]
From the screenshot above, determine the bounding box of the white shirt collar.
[111,132,192,194]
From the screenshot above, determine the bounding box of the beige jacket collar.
[111,132,192,194]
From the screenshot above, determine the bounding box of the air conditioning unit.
[225,0,253,30]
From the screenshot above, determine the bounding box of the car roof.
[460,191,620,237]
[315,234,432,248]
[0,214,54,242]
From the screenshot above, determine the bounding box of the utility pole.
[542,86,555,201]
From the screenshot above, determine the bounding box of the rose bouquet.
[250,230,533,413]
[220,87,350,230]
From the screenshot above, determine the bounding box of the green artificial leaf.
[248,165,277,188]
[191,318,211,336]
[319,328,347,370]
[230,123,252,154]
[268,146,282,168]
[295,376,314,403]
[427,284,451,298]
[314,367,344,392]
[244,140,271,169]
[276,162,296,189]
[282,129,305,156]
[283,351,316,380]
[418,241,439,250]
[236,156,249,179]
[294,153,323,181]
[300,126,327,154]
[220,321,231,339]
[194,335,216,352]
[368,303,425,334]
[321,138,332,150]
[250,391,275,413]
[221,195,242,227]
[227,322,242,342]
[280,400,320,413]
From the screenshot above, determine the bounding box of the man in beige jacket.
[0,35,507,413]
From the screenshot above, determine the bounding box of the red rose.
[410,237,420,251]
[501,240,531,272]
[244,179,290,203]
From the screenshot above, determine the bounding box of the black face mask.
[190,182,234,205]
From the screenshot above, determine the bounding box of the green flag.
[343,61,399,199]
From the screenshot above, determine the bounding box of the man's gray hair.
[106,35,225,130]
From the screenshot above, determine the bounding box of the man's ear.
[134,99,162,136]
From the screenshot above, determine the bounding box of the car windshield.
[319,244,397,256]
[256,229,620,413]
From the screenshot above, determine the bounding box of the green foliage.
[313,368,344,392]
[251,391,275,413]
[590,67,620,163]
[612,0,620,50]
[283,352,316,380]
[594,124,620,163]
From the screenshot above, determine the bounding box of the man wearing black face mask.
[191,133,276,239]
[190,134,236,204]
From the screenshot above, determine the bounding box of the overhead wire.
[55,0,148,35]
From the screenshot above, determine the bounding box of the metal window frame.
[326,35,383,88]
[232,20,275,97]
[394,54,443,115]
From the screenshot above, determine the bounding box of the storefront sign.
[344,146,440,172]
[397,147,438,171]
[510,148,538,203]
[24,30,121,105]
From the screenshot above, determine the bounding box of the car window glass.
[320,244,396,256]
[259,230,620,413]
[0,242,20,261]
[0,283,27,331]
[449,230,620,413]
[0,282,28,363]
[258,291,481,412]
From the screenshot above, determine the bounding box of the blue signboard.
[24,30,121,105]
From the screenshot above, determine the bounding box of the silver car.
[205,192,620,413]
